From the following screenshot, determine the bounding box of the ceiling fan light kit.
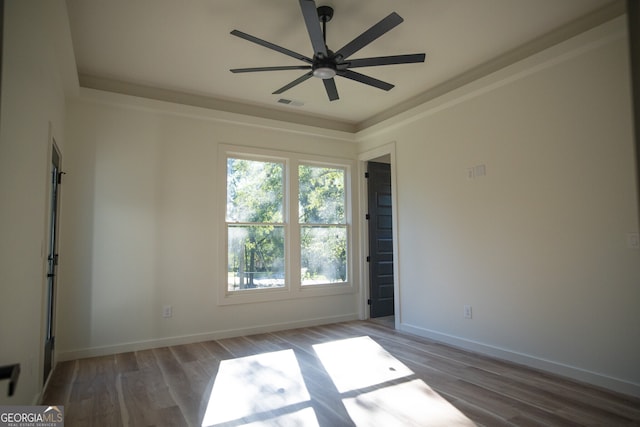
[313,66,337,79]
[229,0,426,101]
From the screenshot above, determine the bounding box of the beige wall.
[359,16,640,396]
[0,1,73,404]
[57,91,360,359]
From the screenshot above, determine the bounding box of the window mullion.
[290,159,301,289]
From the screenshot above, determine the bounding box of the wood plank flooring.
[41,320,640,426]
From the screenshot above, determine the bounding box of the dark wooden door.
[44,144,61,384]
[367,162,394,318]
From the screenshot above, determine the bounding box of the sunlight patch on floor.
[314,336,475,426]
[201,349,317,426]
[343,379,475,426]
[201,336,474,426]
[234,407,319,427]
[312,336,414,393]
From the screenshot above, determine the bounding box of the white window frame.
[218,144,355,305]
[298,161,349,287]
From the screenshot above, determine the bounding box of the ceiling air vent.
[277,98,304,107]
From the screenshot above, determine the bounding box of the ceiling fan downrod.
[317,5,333,45]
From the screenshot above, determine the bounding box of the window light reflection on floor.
[200,349,318,426]
[342,378,473,426]
[312,336,413,393]
[201,336,474,426]
[313,336,475,426]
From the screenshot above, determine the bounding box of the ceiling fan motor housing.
[317,5,334,22]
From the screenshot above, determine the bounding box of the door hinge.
[366,256,370,262]
[57,171,66,184]
[367,299,371,305]
[365,172,369,178]
[365,214,370,220]
[51,336,55,350]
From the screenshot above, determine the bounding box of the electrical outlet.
[464,305,472,319]
[162,305,172,318]
[628,232,639,249]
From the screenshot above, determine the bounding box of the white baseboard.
[399,322,640,399]
[56,313,358,362]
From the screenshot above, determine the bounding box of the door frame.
[358,142,400,326]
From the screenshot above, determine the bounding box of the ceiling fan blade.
[273,71,313,94]
[323,78,339,101]
[345,53,426,68]
[299,0,328,58]
[231,65,312,73]
[231,30,313,64]
[338,70,394,91]
[336,12,404,60]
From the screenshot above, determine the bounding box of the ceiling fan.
[229,0,426,101]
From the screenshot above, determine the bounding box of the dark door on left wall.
[44,144,61,384]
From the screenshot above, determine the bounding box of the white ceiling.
[65,0,619,130]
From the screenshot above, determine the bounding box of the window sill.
[217,282,355,306]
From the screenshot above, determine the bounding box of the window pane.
[299,165,345,224]
[228,225,285,291]
[227,158,283,223]
[301,226,347,285]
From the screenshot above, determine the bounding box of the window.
[299,165,347,285]
[221,146,353,304]
[226,158,285,291]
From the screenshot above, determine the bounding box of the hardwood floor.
[42,320,640,426]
